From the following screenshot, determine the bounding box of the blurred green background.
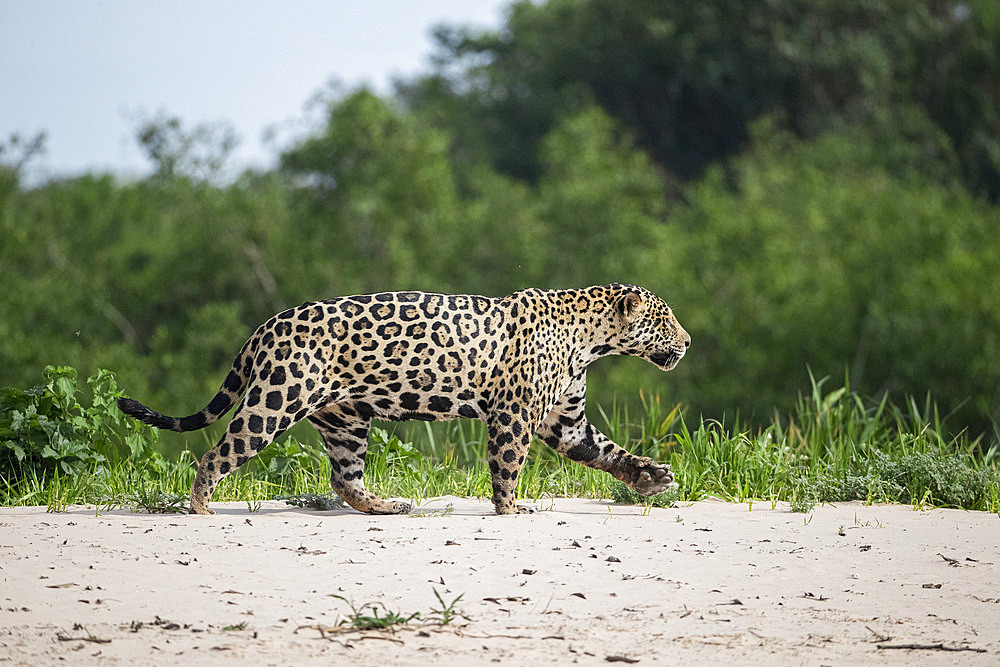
[2,0,998,453]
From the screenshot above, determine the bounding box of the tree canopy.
[402,0,1000,198]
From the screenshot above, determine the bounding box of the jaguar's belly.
[334,345,498,423]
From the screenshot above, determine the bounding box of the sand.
[1,496,998,665]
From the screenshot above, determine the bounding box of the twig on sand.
[456,632,534,639]
[937,553,961,567]
[877,643,985,653]
[56,627,111,644]
[295,624,405,645]
[347,634,405,644]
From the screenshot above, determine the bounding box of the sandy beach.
[1,496,998,665]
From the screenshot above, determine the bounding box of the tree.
[281,90,465,293]
[646,120,1000,431]
[135,114,239,182]
[535,107,667,288]
[402,0,1000,197]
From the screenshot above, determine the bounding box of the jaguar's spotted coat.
[118,284,691,515]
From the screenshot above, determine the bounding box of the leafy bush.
[794,451,1000,511]
[0,365,157,478]
[248,436,325,483]
[278,492,347,511]
[368,427,427,474]
[609,481,679,508]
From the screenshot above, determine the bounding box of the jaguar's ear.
[615,291,644,322]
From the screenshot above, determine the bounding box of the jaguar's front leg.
[536,373,676,496]
[538,414,675,494]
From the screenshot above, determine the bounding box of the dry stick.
[295,624,406,643]
[877,643,986,653]
[346,634,406,645]
[298,621,471,645]
[937,552,961,566]
[56,630,111,645]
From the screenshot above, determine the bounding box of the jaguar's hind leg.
[308,404,410,515]
[189,401,290,514]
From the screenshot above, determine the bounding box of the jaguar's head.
[612,285,690,371]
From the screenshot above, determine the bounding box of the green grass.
[298,588,469,640]
[2,375,998,514]
[328,595,421,632]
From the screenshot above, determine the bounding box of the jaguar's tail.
[118,339,255,432]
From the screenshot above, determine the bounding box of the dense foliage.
[0,366,157,477]
[405,0,1000,197]
[1,0,998,458]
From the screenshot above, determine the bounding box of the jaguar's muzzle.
[647,351,681,371]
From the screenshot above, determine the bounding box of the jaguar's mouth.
[647,351,680,371]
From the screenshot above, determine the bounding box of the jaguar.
[118,283,691,515]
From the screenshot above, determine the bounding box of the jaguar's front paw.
[390,501,412,515]
[630,459,676,496]
[367,500,411,515]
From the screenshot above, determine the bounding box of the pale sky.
[0,1,509,182]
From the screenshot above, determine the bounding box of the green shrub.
[0,365,157,479]
[245,435,325,485]
[609,481,679,508]
[806,451,999,509]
